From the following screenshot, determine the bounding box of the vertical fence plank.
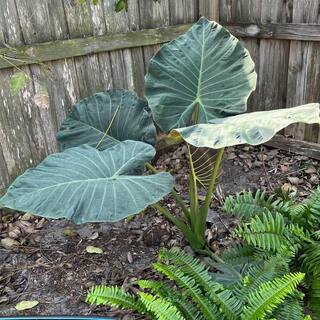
[286,0,320,142]
[199,0,219,21]
[219,0,261,112]
[256,1,292,112]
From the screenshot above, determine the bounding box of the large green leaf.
[57,90,156,150]
[171,104,320,149]
[0,141,174,224]
[145,17,257,132]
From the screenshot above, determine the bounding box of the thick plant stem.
[187,144,199,227]
[145,162,191,222]
[151,203,201,248]
[202,148,225,218]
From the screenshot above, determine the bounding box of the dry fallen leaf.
[305,166,317,174]
[287,177,300,185]
[88,231,99,240]
[15,300,39,311]
[1,237,19,249]
[86,246,103,254]
[127,251,133,264]
[281,183,292,193]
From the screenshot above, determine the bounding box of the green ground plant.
[1,18,320,258]
[222,188,320,318]
[86,247,308,320]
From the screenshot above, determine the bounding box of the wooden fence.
[0,0,319,193]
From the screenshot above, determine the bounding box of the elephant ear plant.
[1,18,320,258]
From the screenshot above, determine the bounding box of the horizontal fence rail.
[2,23,320,70]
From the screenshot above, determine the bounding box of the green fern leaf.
[241,272,305,320]
[154,262,220,320]
[300,242,320,276]
[235,211,291,252]
[272,298,305,320]
[138,279,203,320]
[139,292,185,320]
[86,285,146,313]
[223,190,290,220]
[309,276,320,318]
[159,248,240,318]
[239,256,289,299]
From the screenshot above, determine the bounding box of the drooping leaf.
[145,17,257,132]
[10,72,28,95]
[0,141,174,224]
[172,104,320,149]
[57,90,156,151]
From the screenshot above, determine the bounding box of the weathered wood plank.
[264,135,320,161]
[256,1,291,112]
[225,22,320,41]
[0,24,193,70]
[199,0,219,21]
[286,0,320,142]
[4,20,320,71]
[219,0,261,112]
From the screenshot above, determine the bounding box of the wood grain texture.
[264,135,320,161]
[285,0,320,142]
[225,23,320,41]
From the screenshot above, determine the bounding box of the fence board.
[286,0,320,143]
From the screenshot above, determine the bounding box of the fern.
[241,272,305,319]
[223,190,290,220]
[300,242,320,276]
[86,285,146,313]
[234,211,291,252]
[159,248,241,318]
[309,276,320,318]
[239,256,288,298]
[139,292,185,320]
[86,248,306,320]
[272,298,305,320]
[153,262,220,320]
[137,279,203,320]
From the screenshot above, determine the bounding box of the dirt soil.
[0,144,319,318]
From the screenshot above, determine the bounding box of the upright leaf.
[0,141,174,224]
[145,17,257,131]
[57,90,156,151]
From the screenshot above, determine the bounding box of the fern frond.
[308,276,320,318]
[86,285,146,313]
[220,244,257,266]
[223,190,290,220]
[138,279,203,320]
[234,211,291,252]
[154,262,220,320]
[272,298,305,320]
[239,256,288,298]
[290,187,320,230]
[241,272,305,320]
[139,292,185,320]
[300,242,320,276]
[159,248,240,319]
[159,248,222,293]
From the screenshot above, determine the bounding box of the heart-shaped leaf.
[0,141,174,224]
[57,90,156,151]
[172,104,320,149]
[145,17,257,131]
